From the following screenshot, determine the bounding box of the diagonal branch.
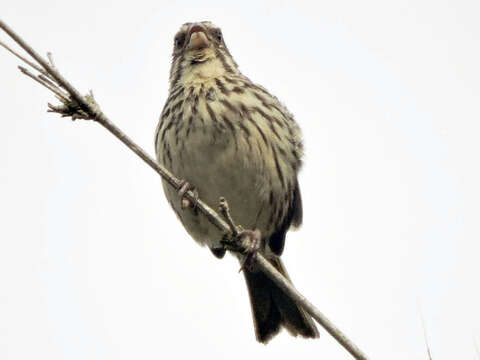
[0,18,369,360]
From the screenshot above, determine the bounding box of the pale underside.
[156,74,301,253]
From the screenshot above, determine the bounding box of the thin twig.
[47,51,56,70]
[39,73,59,89]
[18,66,69,101]
[0,18,369,360]
[0,38,53,80]
[418,302,433,360]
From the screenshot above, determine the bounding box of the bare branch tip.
[17,65,29,75]
[47,51,56,69]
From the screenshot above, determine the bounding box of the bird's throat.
[180,58,227,85]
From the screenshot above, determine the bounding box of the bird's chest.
[167,114,265,214]
[157,107,271,248]
[155,82,297,248]
[160,102,235,182]
[158,83,256,183]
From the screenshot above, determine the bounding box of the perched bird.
[155,21,318,343]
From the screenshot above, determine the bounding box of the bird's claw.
[178,180,198,212]
[238,229,262,273]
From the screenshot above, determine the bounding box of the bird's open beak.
[187,24,210,51]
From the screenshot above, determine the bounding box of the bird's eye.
[212,29,222,42]
[175,33,186,48]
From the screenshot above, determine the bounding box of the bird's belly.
[162,127,272,249]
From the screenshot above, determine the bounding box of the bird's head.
[169,21,239,89]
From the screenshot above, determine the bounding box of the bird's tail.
[243,257,319,343]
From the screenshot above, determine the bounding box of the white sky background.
[1,0,479,359]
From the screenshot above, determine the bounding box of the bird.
[154,21,319,343]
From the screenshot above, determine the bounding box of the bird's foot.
[238,229,262,273]
[178,180,198,212]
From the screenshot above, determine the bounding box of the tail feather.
[243,257,319,343]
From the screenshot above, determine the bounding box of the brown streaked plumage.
[155,21,318,343]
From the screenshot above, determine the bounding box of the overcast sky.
[1,1,480,359]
